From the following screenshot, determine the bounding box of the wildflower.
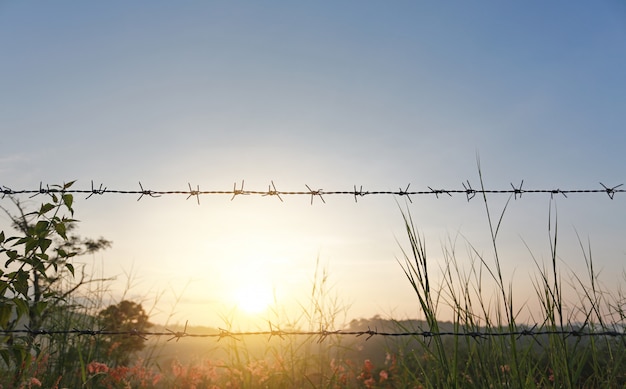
[203,360,219,381]
[379,369,389,382]
[29,378,42,388]
[87,361,109,374]
[246,360,270,384]
[108,366,130,383]
[358,359,375,386]
[363,377,376,388]
[363,359,374,373]
[152,373,163,386]
[171,360,185,377]
[330,359,345,374]
[549,368,555,382]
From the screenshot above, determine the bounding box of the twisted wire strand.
[2,327,624,342]
[0,181,623,202]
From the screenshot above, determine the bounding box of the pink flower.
[363,359,374,373]
[29,378,42,387]
[379,369,389,382]
[87,361,109,374]
[152,373,163,386]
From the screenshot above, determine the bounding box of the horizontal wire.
[2,327,624,342]
[0,181,623,202]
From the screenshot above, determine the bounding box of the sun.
[234,283,274,314]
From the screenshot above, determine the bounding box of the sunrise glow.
[234,282,274,314]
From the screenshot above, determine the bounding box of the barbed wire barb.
[187,183,201,205]
[397,183,413,203]
[511,180,524,199]
[166,320,189,342]
[231,180,248,201]
[137,182,161,201]
[218,328,240,342]
[29,182,49,198]
[428,186,452,199]
[462,180,476,201]
[356,326,378,341]
[600,182,623,200]
[267,321,284,340]
[86,180,107,199]
[305,184,325,204]
[262,180,283,202]
[352,185,368,203]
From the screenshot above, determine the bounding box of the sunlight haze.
[1,1,625,330]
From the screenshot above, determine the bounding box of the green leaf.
[62,193,73,210]
[34,220,50,235]
[6,249,18,260]
[35,252,49,263]
[25,238,38,253]
[0,231,4,243]
[63,180,76,189]
[0,303,11,327]
[66,263,75,276]
[0,349,10,367]
[13,297,29,319]
[14,271,29,297]
[0,282,9,296]
[54,222,68,239]
[40,238,52,254]
[39,203,55,215]
[14,236,29,246]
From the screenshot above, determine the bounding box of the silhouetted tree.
[98,300,152,365]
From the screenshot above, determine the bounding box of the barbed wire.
[2,325,625,343]
[0,180,623,204]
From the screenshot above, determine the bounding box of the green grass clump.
[392,168,626,388]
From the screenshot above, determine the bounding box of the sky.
[1,1,626,330]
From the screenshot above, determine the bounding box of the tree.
[98,300,152,366]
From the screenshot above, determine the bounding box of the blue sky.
[1,1,625,328]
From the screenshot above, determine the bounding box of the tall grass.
[394,170,626,388]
